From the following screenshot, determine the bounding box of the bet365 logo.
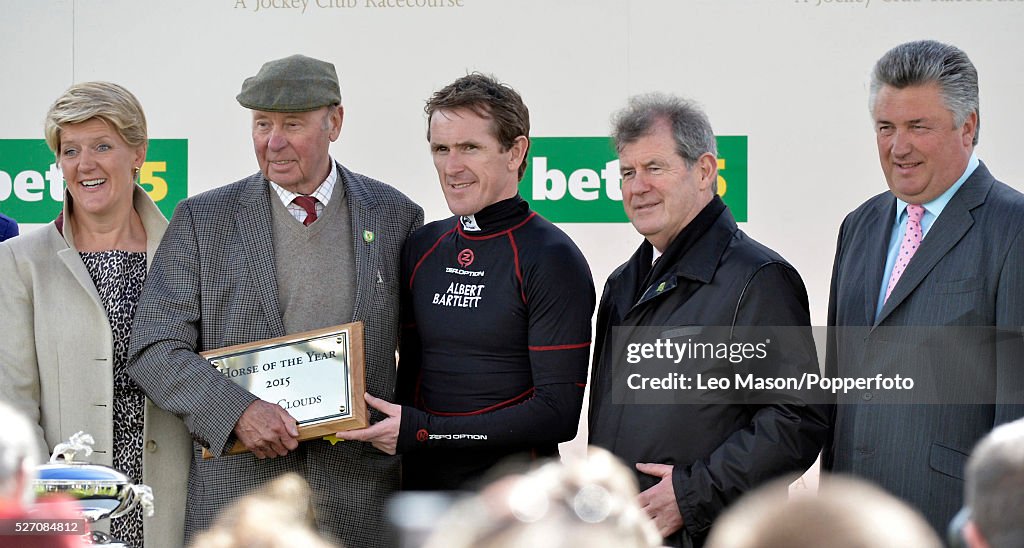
[0,139,188,223]
[519,136,747,223]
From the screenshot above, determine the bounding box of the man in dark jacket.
[588,93,829,547]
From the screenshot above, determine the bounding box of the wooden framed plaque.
[200,322,366,457]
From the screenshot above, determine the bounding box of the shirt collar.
[893,152,979,222]
[651,247,663,266]
[269,158,338,206]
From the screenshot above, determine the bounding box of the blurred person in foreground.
[960,418,1024,548]
[0,82,191,548]
[0,401,86,547]
[190,472,338,548]
[706,475,941,548]
[421,446,660,548]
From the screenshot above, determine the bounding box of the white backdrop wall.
[3,0,1024,453]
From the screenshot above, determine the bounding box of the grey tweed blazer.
[127,163,423,547]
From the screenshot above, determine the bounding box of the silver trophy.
[33,432,154,547]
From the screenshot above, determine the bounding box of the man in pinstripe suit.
[128,55,423,547]
[824,40,1024,535]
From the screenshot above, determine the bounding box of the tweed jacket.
[127,163,423,547]
[0,185,192,548]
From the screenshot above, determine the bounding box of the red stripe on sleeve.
[508,232,526,305]
[424,387,535,416]
[528,342,591,351]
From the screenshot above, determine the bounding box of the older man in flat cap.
[128,54,423,547]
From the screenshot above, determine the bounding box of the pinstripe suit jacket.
[127,163,423,547]
[824,162,1024,533]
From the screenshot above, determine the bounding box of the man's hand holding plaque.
[234,400,300,459]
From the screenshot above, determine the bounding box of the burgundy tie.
[292,195,319,226]
[884,204,925,303]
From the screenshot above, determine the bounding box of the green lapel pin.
[656,281,666,293]
[363,230,375,243]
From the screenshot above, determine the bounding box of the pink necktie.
[292,196,319,226]
[884,204,925,303]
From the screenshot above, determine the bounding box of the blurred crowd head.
[417,446,660,548]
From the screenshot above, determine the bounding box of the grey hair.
[611,93,717,166]
[320,105,338,131]
[0,402,41,506]
[869,40,980,146]
[966,419,1024,548]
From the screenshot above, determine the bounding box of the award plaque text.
[201,323,367,457]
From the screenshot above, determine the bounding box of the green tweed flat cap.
[237,54,341,112]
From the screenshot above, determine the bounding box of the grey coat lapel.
[875,164,992,324]
[57,247,104,307]
[237,175,286,337]
[862,198,894,326]
[55,198,102,304]
[340,163,380,323]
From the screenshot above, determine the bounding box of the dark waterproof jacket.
[588,199,830,547]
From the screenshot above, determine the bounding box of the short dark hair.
[870,40,980,146]
[425,73,531,180]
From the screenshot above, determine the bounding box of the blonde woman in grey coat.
[0,82,190,548]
